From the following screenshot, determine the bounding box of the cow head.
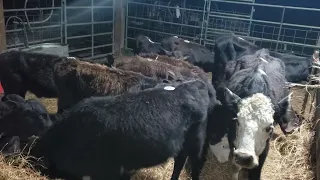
[161,36,186,52]
[276,92,300,134]
[223,88,274,169]
[0,95,52,138]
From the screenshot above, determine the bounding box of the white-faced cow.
[161,35,215,73]
[208,49,299,179]
[29,80,215,180]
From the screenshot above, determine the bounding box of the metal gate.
[125,0,320,57]
[125,0,206,50]
[4,0,115,60]
[204,0,320,57]
[63,0,114,60]
[4,0,63,49]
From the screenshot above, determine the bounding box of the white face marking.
[259,57,268,63]
[146,37,155,43]
[67,57,77,60]
[184,40,190,43]
[183,56,190,60]
[173,36,179,38]
[164,86,175,91]
[233,93,275,168]
[258,69,267,76]
[209,134,230,163]
[282,92,297,133]
[147,58,153,61]
[238,37,245,40]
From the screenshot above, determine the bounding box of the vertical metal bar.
[275,7,285,51]
[63,0,67,44]
[60,2,63,43]
[200,0,207,45]
[0,0,6,52]
[247,0,255,37]
[91,0,94,58]
[203,0,211,46]
[124,0,128,49]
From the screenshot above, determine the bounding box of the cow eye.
[174,42,179,45]
[266,124,274,132]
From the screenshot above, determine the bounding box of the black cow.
[212,33,260,87]
[0,50,59,98]
[269,51,313,83]
[31,80,213,180]
[207,49,299,180]
[161,36,215,73]
[0,50,113,99]
[213,33,313,83]
[133,34,168,56]
[0,94,52,154]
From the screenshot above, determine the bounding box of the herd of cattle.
[0,33,315,180]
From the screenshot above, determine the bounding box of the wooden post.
[113,0,125,56]
[0,0,6,52]
[315,89,320,180]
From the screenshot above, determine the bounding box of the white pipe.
[12,0,55,29]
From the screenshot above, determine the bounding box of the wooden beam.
[315,89,320,180]
[113,0,125,56]
[0,0,6,52]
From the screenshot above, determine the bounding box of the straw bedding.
[0,87,315,180]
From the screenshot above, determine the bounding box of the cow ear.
[224,88,241,107]
[278,92,292,108]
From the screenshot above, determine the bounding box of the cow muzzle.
[233,150,258,169]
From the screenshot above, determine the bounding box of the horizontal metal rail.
[210,11,251,18]
[208,14,320,30]
[4,7,61,12]
[6,24,61,33]
[127,26,197,40]
[69,43,113,53]
[66,21,113,26]
[66,6,113,9]
[127,1,204,13]
[204,33,319,49]
[127,16,202,29]
[66,32,113,40]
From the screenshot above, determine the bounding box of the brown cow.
[53,57,168,112]
[113,55,204,82]
[139,54,209,81]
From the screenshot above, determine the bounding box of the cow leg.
[188,125,207,180]
[170,149,188,180]
[246,140,270,180]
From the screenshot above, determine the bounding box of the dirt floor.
[0,87,316,180]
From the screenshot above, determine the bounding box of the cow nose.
[234,152,254,168]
